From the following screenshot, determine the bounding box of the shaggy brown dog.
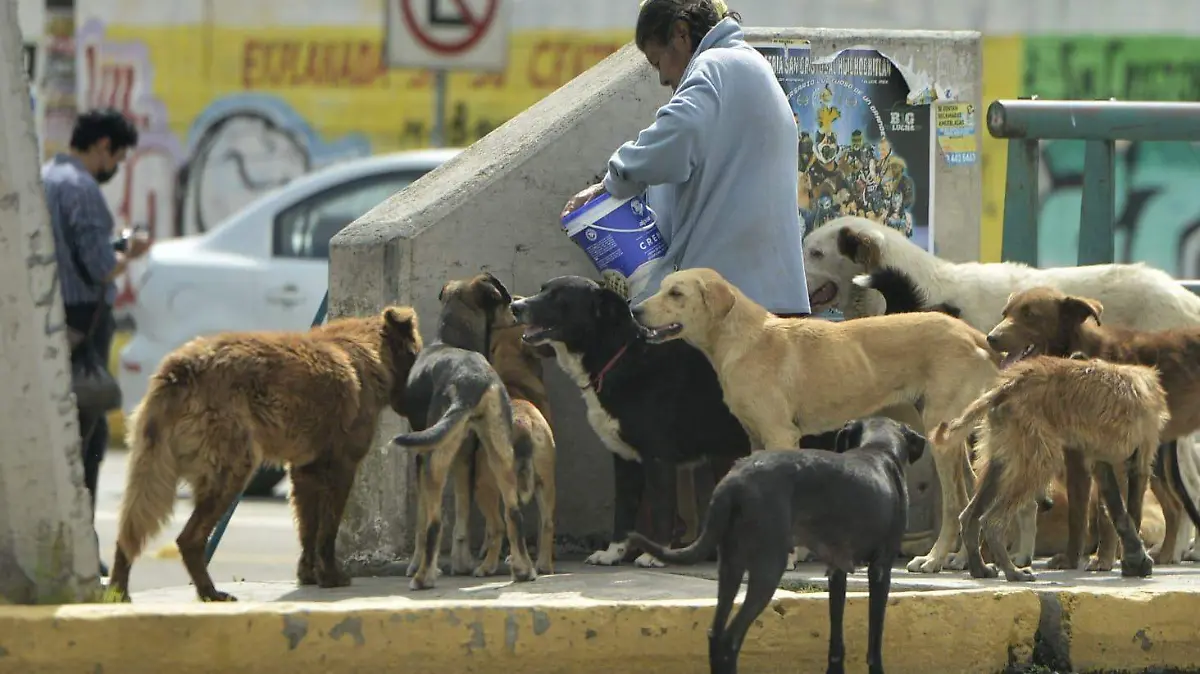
[934,355,1169,581]
[632,267,1003,574]
[988,286,1200,567]
[472,318,557,575]
[109,307,423,602]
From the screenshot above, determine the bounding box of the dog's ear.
[900,425,928,464]
[700,274,736,318]
[479,272,513,306]
[437,282,451,303]
[834,419,865,454]
[382,306,422,355]
[1061,295,1103,327]
[595,287,632,323]
[835,226,883,269]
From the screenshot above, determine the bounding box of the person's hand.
[561,182,606,221]
[126,231,152,259]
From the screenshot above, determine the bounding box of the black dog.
[392,272,537,590]
[630,417,926,674]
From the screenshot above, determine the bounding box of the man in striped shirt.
[43,107,150,577]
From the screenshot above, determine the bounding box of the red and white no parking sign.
[386,0,510,72]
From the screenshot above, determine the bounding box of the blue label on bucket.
[563,193,667,295]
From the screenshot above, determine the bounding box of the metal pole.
[431,69,447,147]
[204,290,330,565]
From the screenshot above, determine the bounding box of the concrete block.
[0,0,102,604]
[329,28,983,568]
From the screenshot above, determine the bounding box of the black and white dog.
[631,417,926,674]
[510,276,761,567]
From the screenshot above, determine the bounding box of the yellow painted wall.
[979,36,1025,262]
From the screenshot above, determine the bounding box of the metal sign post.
[385,0,510,147]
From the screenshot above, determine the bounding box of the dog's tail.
[932,383,1006,447]
[117,382,183,562]
[627,481,736,566]
[851,267,927,314]
[390,403,471,449]
[513,429,536,504]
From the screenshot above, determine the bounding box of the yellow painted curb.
[0,589,1037,674]
[1063,590,1200,672]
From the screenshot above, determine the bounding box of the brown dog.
[396,273,537,590]
[110,307,422,602]
[472,317,557,575]
[987,286,1200,568]
[934,355,1168,581]
[632,267,1004,573]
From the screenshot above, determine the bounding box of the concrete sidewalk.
[3,560,1200,673]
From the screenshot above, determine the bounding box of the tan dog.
[933,355,1168,581]
[632,267,1003,573]
[987,286,1200,568]
[110,307,423,602]
[472,318,557,575]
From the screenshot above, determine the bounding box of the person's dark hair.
[69,107,139,153]
[635,0,742,53]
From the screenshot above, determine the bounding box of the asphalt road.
[93,447,300,593]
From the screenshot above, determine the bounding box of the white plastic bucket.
[562,192,667,300]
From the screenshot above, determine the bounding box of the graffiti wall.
[70,8,630,243]
[980,37,1200,274]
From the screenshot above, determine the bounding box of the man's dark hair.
[69,107,139,153]
[635,0,741,53]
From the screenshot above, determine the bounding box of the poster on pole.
[385,0,511,72]
[753,41,935,253]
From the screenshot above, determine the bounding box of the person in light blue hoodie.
[561,0,811,316]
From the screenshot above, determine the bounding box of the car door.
[263,169,430,329]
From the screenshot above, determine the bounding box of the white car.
[118,148,461,419]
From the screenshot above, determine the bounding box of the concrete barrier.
[7,586,1200,673]
[328,28,983,568]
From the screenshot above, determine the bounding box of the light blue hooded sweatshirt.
[604,18,810,314]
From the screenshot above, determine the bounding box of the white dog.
[803,215,1200,572]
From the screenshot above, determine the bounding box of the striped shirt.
[42,154,118,306]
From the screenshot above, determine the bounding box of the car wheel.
[243,466,287,498]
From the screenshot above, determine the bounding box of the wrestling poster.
[753,42,934,252]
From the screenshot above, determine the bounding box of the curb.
[5,586,1191,674]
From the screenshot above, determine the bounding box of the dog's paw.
[634,552,665,569]
[200,590,238,602]
[511,565,538,583]
[1003,566,1037,583]
[1010,553,1033,569]
[1182,547,1200,563]
[945,551,970,571]
[585,542,627,566]
[405,559,420,577]
[408,574,436,591]
[1085,556,1115,572]
[296,561,318,586]
[1154,548,1184,565]
[1120,553,1154,578]
[906,555,944,574]
[536,557,554,576]
[786,550,799,570]
[473,560,500,578]
[1045,553,1078,571]
[316,566,352,589]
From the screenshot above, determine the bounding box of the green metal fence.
[988,97,1200,294]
